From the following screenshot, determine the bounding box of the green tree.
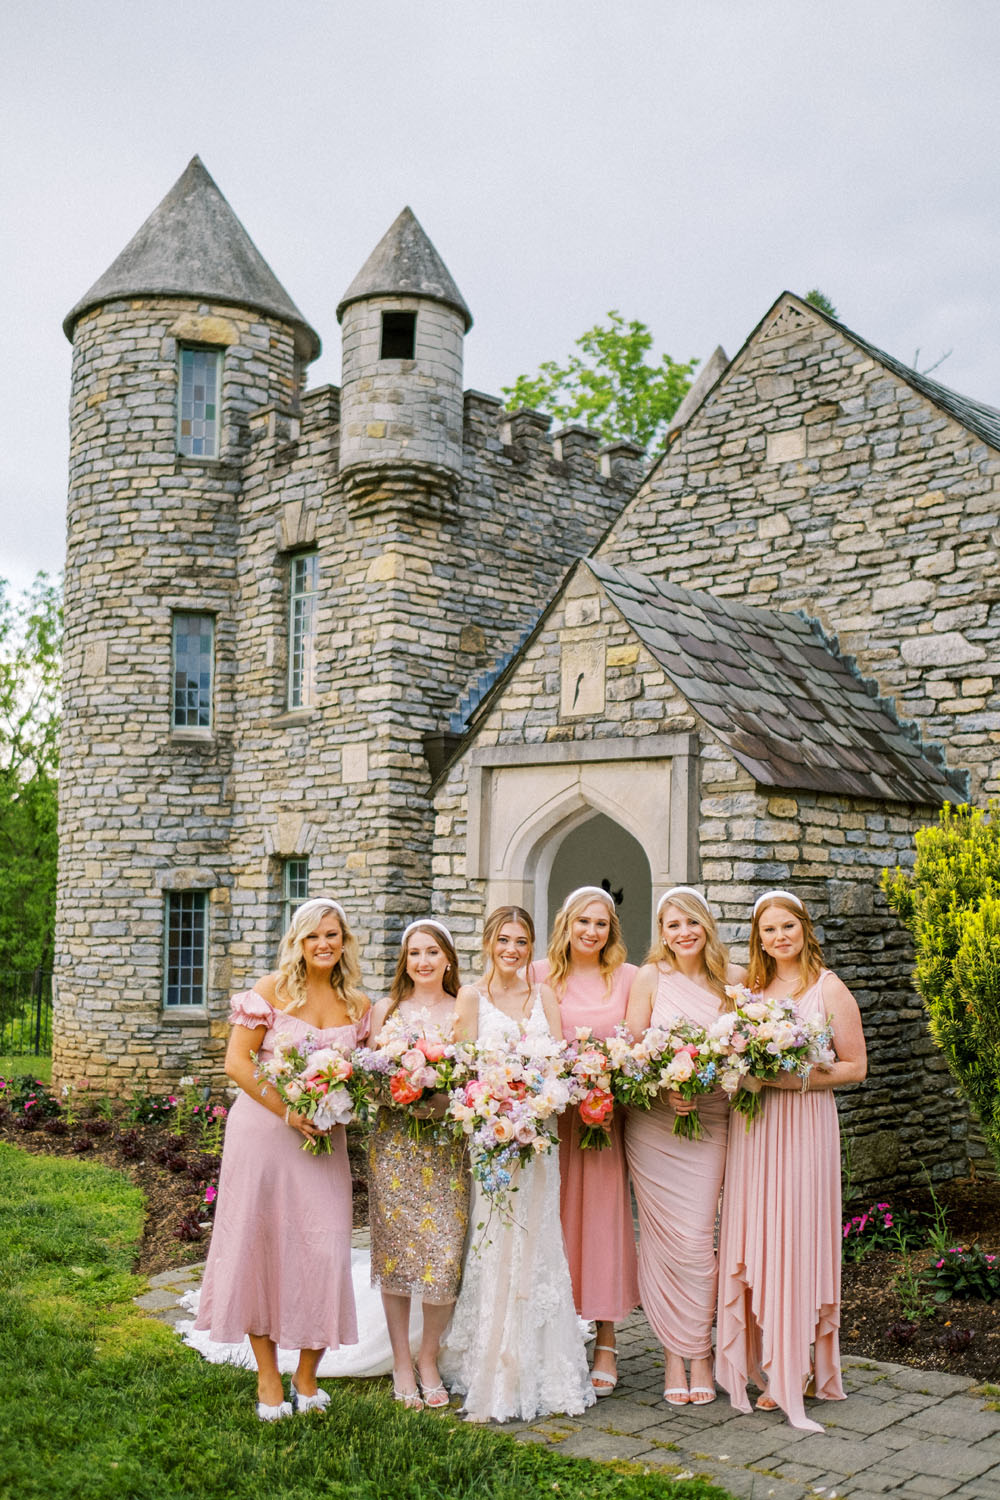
[0,573,61,980]
[502,311,698,451]
[883,802,1000,1172]
[804,288,839,318]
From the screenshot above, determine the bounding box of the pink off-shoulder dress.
[624,967,729,1358]
[716,970,845,1432]
[194,990,365,1352]
[534,959,640,1323]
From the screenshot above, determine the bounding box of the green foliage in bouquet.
[883,802,1000,1172]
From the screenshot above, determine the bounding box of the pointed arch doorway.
[542,812,652,966]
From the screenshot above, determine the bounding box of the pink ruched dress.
[534,959,639,1322]
[716,970,845,1432]
[194,990,365,1352]
[624,967,729,1358]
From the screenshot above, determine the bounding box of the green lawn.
[0,1053,52,1082]
[0,1143,733,1500]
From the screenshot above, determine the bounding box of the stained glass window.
[172,612,214,728]
[178,347,221,457]
[288,553,319,708]
[164,891,207,1008]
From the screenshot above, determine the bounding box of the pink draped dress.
[534,958,640,1322]
[716,970,845,1432]
[624,967,729,1359]
[194,990,364,1352]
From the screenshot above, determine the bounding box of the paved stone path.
[138,1262,1000,1500]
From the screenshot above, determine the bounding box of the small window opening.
[380,311,416,360]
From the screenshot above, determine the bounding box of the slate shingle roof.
[336,206,472,330]
[589,559,964,806]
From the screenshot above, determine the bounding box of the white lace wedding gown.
[438,989,595,1423]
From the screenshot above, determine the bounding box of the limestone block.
[169,313,240,345]
[766,427,806,464]
[366,552,405,582]
[342,742,370,783]
[564,595,601,627]
[872,579,935,611]
[901,633,986,667]
[459,624,486,653]
[963,676,993,696]
[915,548,955,577]
[758,512,791,539]
[606,645,639,667]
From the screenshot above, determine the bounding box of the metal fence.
[0,971,53,1056]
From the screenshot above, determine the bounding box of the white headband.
[293,896,348,926]
[752,890,804,918]
[400,918,454,948]
[657,886,712,919]
[560,885,616,913]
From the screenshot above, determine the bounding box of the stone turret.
[54,158,320,1088]
[336,207,470,508]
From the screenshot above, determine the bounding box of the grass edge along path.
[0,1143,735,1500]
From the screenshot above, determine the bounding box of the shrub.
[883,802,1000,1172]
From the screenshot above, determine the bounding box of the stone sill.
[170,729,215,745]
[270,708,318,728]
[159,1010,210,1026]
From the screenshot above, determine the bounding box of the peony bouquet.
[618,1019,728,1140]
[449,1027,572,1217]
[353,1011,476,1140]
[719,984,835,1126]
[254,1033,355,1154]
[564,1027,618,1149]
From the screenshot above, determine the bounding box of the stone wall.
[601,295,1000,800]
[432,564,982,1190]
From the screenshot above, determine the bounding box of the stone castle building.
[56,157,998,1187]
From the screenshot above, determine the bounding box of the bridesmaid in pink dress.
[716,890,867,1432]
[624,886,744,1407]
[194,897,370,1420]
[533,885,639,1396]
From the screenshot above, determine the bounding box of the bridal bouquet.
[449,1028,572,1216]
[352,1013,476,1140]
[617,1019,728,1140]
[719,984,836,1126]
[254,1033,355,1154]
[564,1027,635,1149]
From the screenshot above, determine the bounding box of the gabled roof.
[336,207,472,330]
[588,560,964,806]
[64,156,320,359]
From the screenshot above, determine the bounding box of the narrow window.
[172,612,214,729]
[380,311,416,360]
[164,891,208,1008]
[282,857,310,934]
[288,553,319,709]
[178,347,222,457]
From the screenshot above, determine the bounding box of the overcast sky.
[2,0,999,598]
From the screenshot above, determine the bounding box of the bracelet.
[801,1071,810,1094]
[285,1105,291,1124]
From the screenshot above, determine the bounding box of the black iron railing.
[0,971,53,1057]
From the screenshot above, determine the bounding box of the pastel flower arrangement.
[449,1028,573,1215]
[563,1027,626,1149]
[610,1019,728,1140]
[254,1032,355,1154]
[718,984,836,1125]
[352,1011,476,1140]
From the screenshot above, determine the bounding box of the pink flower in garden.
[204,1185,218,1205]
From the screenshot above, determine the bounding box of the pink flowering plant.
[926,1244,1000,1303]
[254,1031,356,1154]
[352,1011,476,1141]
[449,1029,572,1217]
[718,984,835,1126]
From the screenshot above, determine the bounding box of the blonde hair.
[546,890,627,995]
[647,890,731,1002]
[385,921,461,1018]
[482,906,534,995]
[747,894,824,997]
[275,901,367,1021]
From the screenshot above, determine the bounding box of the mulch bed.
[4,1093,998,1384]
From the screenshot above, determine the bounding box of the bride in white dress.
[439,905,595,1423]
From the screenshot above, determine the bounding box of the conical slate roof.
[336,207,472,330]
[63,156,321,359]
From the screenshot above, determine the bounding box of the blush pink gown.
[716,971,845,1432]
[534,958,640,1322]
[624,967,729,1361]
[194,990,364,1352]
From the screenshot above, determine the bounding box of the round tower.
[336,207,472,507]
[55,156,320,1089]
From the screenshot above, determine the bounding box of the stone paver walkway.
[138,1265,1000,1500]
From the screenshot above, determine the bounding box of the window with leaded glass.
[172,612,214,729]
[282,858,310,934]
[288,553,319,709]
[178,347,222,457]
[164,891,208,1008]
